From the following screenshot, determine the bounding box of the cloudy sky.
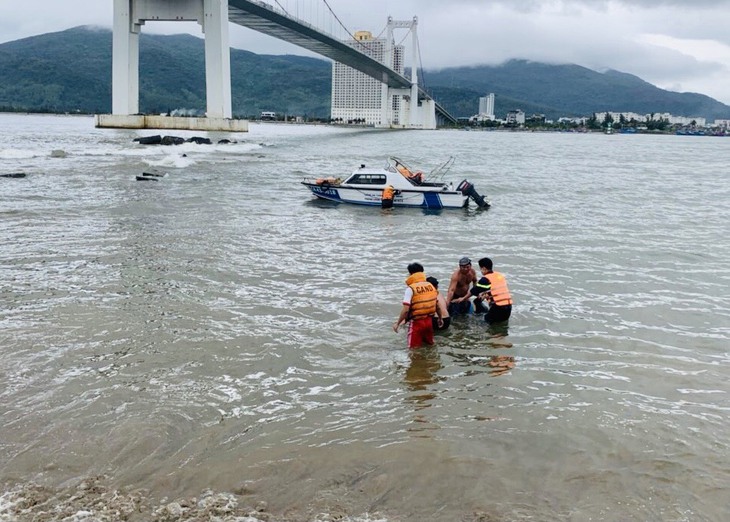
[2,0,730,105]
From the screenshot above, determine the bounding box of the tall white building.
[478,93,495,120]
[331,31,405,126]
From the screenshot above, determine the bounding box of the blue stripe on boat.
[423,192,443,209]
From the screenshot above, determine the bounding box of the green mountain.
[423,60,730,121]
[2,26,729,121]
[0,26,330,117]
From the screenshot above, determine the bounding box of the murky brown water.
[1,114,729,521]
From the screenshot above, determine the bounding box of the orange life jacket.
[382,185,395,200]
[406,273,438,319]
[485,271,513,306]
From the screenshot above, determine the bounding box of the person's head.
[478,257,493,272]
[426,276,439,289]
[458,256,471,272]
[407,262,424,275]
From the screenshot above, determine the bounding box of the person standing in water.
[393,263,443,349]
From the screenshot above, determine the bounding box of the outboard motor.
[457,179,490,209]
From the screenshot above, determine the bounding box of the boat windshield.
[344,173,387,185]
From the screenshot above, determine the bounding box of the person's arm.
[436,294,448,318]
[445,271,459,303]
[476,276,492,302]
[393,304,410,332]
[471,276,490,297]
[435,297,444,327]
[394,287,413,332]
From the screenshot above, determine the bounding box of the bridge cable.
[273,0,290,16]
[319,0,377,54]
[416,32,428,92]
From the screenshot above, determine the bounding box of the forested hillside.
[2,26,729,121]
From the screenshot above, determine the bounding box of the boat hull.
[303,183,468,209]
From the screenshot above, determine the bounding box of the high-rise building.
[331,31,405,126]
[478,93,495,120]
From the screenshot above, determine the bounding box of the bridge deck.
[227,0,456,124]
[228,0,410,89]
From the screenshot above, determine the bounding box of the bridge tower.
[100,0,246,131]
[383,17,436,129]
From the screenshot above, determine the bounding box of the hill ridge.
[1,26,729,121]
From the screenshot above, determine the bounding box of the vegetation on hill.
[1,26,729,121]
[424,60,730,121]
[0,26,330,117]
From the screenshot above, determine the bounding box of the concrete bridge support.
[381,16,436,130]
[109,0,239,130]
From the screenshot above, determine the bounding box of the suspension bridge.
[97,0,456,131]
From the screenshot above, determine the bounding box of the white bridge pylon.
[112,0,232,118]
[382,16,435,129]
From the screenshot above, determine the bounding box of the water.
[1,114,729,521]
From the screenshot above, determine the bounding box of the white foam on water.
[0,148,40,159]
[0,481,308,522]
[143,152,196,169]
[0,489,23,515]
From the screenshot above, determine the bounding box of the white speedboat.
[301,157,490,210]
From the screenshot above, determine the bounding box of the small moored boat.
[135,171,168,181]
[301,157,490,210]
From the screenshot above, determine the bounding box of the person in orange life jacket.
[426,276,451,331]
[470,257,513,324]
[381,184,395,209]
[393,262,443,349]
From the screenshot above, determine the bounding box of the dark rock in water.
[141,171,167,178]
[161,135,185,146]
[1,173,27,178]
[136,175,159,181]
[218,139,237,144]
[187,136,212,145]
[134,135,162,145]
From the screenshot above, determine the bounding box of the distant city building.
[714,119,730,128]
[558,116,587,125]
[331,31,405,126]
[593,111,645,123]
[506,109,525,125]
[594,111,706,127]
[478,93,495,120]
[650,113,706,126]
